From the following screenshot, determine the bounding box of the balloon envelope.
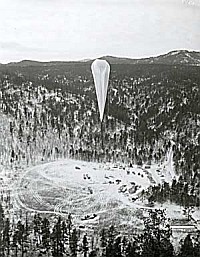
[91,59,110,122]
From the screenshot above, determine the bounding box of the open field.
[13,154,176,228]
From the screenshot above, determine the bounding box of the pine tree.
[12,230,18,257]
[51,216,64,257]
[3,218,10,257]
[141,234,158,257]
[125,240,139,257]
[100,228,107,257]
[0,232,4,257]
[61,220,68,254]
[82,234,89,257]
[113,236,122,257]
[193,234,200,257]
[179,234,195,257]
[121,236,127,257]
[106,226,115,257]
[16,221,26,257]
[41,217,50,254]
[0,203,4,231]
[69,228,78,257]
[67,214,73,239]
[0,203,4,257]
[141,209,173,257]
[33,213,42,246]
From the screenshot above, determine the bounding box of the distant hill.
[99,50,200,65]
[2,50,200,67]
[142,50,200,65]
[5,60,80,67]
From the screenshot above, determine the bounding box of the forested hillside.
[0,62,199,179]
[0,55,200,256]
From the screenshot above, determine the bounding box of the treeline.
[148,176,200,208]
[0,204,200,257]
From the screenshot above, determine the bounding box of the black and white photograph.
[0,0,200,256]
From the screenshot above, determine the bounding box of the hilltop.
[1,49,200,67]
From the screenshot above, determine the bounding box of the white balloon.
[91,59,110,122]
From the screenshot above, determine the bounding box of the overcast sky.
[0,0,199,63]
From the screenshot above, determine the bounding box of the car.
[146,202,154,207]
[132,197,138,202]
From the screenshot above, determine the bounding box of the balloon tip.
[100,114,104,122]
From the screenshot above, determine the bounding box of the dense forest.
[0,203,200,257]
[0,63,199,194]
[0,60,200,256]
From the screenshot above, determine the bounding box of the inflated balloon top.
[91,59,110,122]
